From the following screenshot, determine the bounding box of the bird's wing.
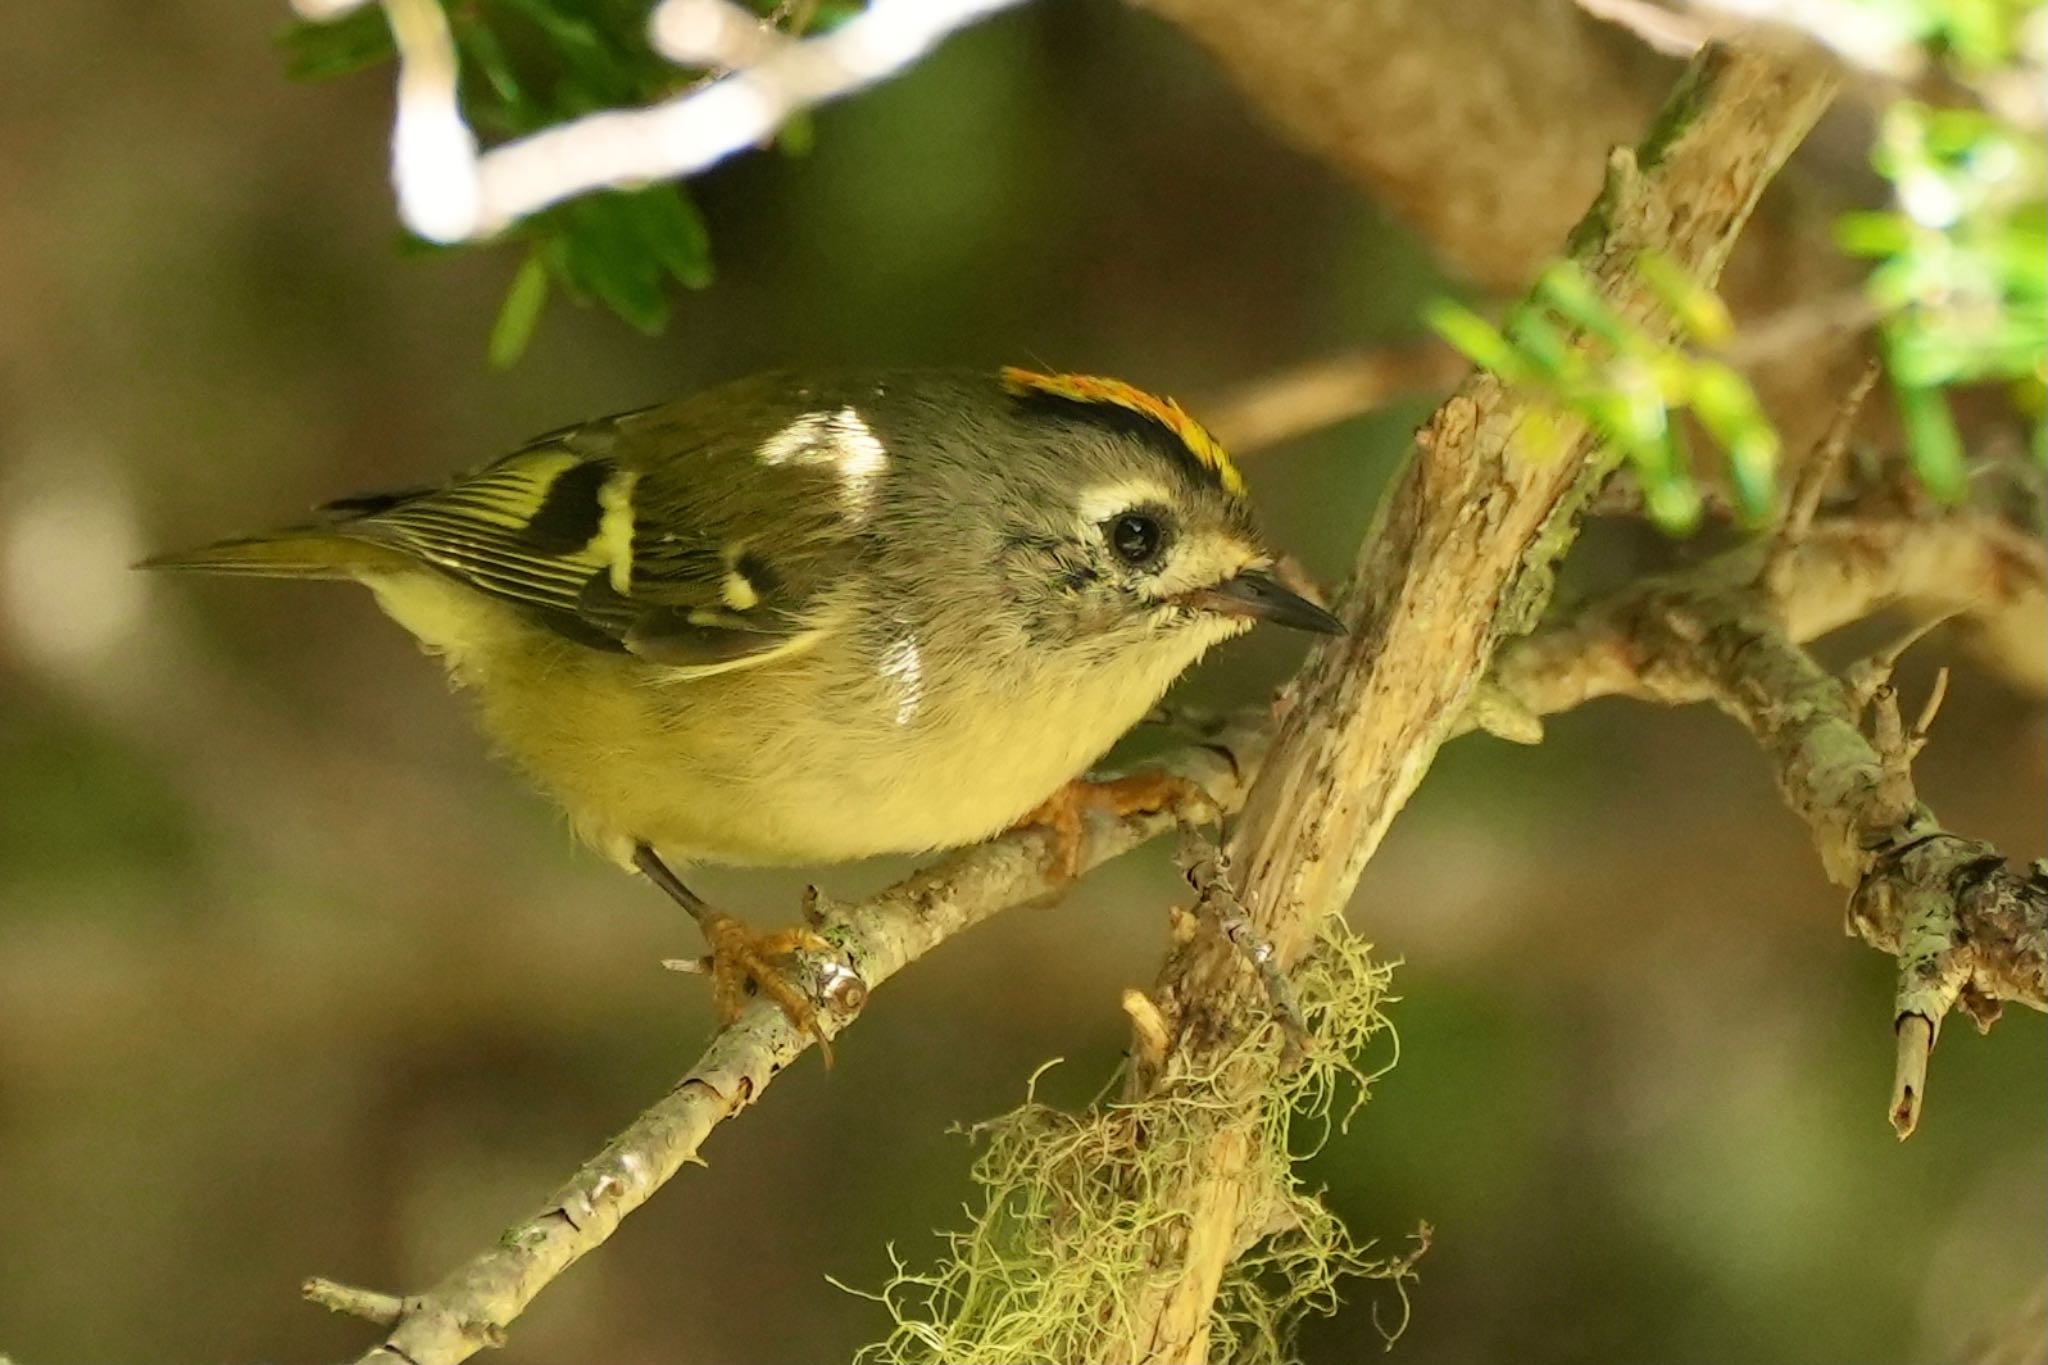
[337,393,867,674]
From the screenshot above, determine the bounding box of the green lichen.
[843,920,1418,1365]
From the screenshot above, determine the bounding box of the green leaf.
[1690,361,1778,523]
[1835,211,1916,257]
[276,0,846,356]
[489,250,552,368]
[1424,301,1525,381]
[279,8,394,81]
[1534,261,1634,353]
[778,110,818,158]
[618,186,715,289]
[1643,476,1703,534]
[551,195,672,333]
[1636,251,1734,348]
[1644,424,1702,534]
[1723,427,1780,525]
[1892,377,1968,501]
[493,0,637,98]
[452,11,526,115]
[1503,307,1577,380]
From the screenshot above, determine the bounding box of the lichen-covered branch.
[304,495,2037,1363]
[300,42,2044,1349]
[1090,41,1844,1364]
[1484,510,2047,1137]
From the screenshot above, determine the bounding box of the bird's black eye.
[1108,512,1167,567]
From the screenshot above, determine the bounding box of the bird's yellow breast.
[362,569,1215,871]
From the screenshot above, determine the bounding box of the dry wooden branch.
[1098,40,1843,1362]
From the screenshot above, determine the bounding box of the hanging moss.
[845,919,1420,1365]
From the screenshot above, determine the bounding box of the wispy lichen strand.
[848,920,1416,1365]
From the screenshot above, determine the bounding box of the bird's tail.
[137,526,411,580]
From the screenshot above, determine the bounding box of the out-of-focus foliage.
[281,0,849,363]
[1839,102,2047,489]
[1847,0,2048,486]
[1860,0,2042,81]
[1432,1,2047,515]
[1427,258,1778,533]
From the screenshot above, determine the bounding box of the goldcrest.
[147,366,1340,1045]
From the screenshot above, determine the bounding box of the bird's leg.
[632,843,837,1063]
[1017,772,1218,882]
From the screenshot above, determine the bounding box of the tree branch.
[1484,509,2048,727]
[1483,507,2048,1137]
[1204,340,1469,453]
[308,725,1265,1365]
[306,497,2037,1363]
[302,40,2048,1358]
[1099,40,1843,1362]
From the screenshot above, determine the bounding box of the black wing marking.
[338,415,848,673]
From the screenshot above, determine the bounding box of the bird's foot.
[667,910,837,1061]
[1018,772,1218,882]
[636,842,845,1064]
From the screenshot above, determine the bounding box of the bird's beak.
[1179,567,1344,635]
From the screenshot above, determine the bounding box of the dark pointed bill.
[1180,568,1344,635]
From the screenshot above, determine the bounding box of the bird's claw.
[678,910,838,1064]
[1019,772,1217,882]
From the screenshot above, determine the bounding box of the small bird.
[145,367,1341,1050]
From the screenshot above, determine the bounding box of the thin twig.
[1207,341,1469,453]
[1176,833,1311,1066]
[303,1277,413,1328]
[1775,356,1882,547]
[1487,509,2048,723]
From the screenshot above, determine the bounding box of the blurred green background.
[0,3,2042,1362]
